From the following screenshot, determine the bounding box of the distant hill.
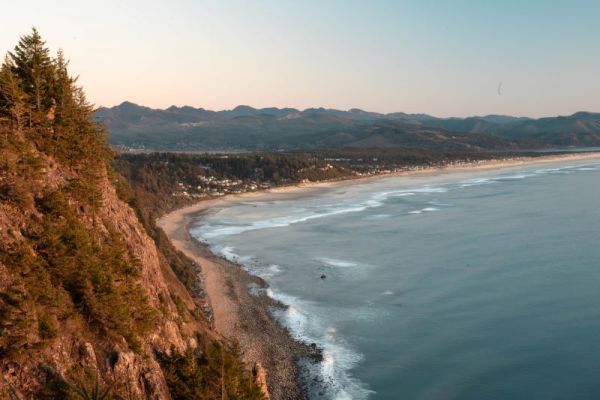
[96,102,600,151]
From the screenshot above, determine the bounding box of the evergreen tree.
[53,50,76,123]
[0,28,109,169]
[0,57,27,130]
[50,49,79,157]
[8,28,54,117]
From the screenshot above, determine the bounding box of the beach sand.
[156,151,600,398]
[158,200,318,400]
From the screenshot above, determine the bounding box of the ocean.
[190,158,600,400]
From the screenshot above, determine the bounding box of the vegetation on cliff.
[158,340,265,400]
[0,29,263,399]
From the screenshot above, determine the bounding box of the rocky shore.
[158,205,321,400]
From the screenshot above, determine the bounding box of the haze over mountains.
[96,102,600,152]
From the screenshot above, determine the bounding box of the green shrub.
[158,340,265,400]
[38,315,58,339]
[32,191,157,351]
[171,294,186,317]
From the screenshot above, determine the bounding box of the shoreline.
[156,151,600,398]
[157,201,317,399]
[166,151,600,214]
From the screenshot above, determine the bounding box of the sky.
[1,0,599,117]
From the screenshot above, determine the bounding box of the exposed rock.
[110,351,171,400]
[253,362,270,400]
[79,342,98,372]
[0,153,194,398]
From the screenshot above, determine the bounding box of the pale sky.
[1,0,599,117]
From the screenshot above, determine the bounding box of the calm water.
[190,159,600,400]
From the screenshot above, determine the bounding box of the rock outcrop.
[0,154,199,398]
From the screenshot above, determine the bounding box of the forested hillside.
[113,148,539,227]
[0,29,264,399]
[97,102,600,151]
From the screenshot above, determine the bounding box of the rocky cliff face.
[0,133,202,398]
[0,29,264,400]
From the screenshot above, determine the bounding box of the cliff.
[0,29,263,399]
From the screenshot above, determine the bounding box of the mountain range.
[96,102,600,151]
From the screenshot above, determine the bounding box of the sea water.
[190,158,600,400]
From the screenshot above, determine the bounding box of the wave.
[196,186,450,239]
[455,172,536,187]
[457,177,494,188]
[268,264,281,274]
[197,203,374,239]
[365,213,393,220]
[408,206,439,215]
[252,264,283,279]
[454,162,597,189]
[317,257,361,268]
[267,289,374,400]
[372,187,445,201]
[493,173,537,180]
[201,240,374,398]
[534,165,577,174]
[195,161,600,241]
[216,245,242,261]
[212,245,285,279]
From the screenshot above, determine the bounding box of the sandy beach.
[156,151,600,398]
[157,199,318,400]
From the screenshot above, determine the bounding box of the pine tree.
[0,57,27,130]
[1,28,108,169]
[53,50,77,123]
[50,50,78,156]
[8,27,54,117]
